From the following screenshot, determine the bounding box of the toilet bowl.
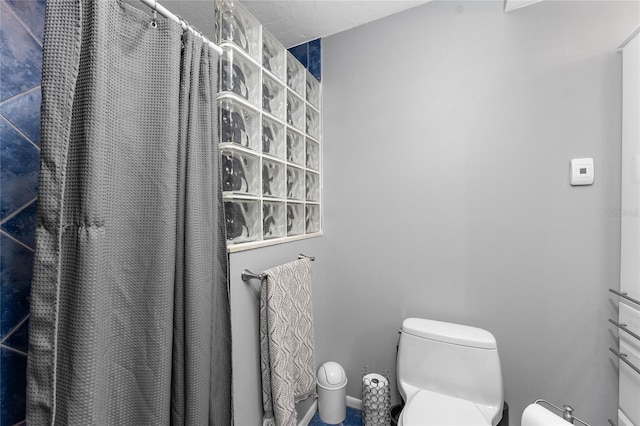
[397,318,505,426]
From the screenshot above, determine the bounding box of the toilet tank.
[397,318,504,418]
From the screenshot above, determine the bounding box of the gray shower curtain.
[26,1,231,424]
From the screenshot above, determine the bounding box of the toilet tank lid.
[401,318,497,349]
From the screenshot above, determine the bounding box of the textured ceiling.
[125,1,548,48]
[123,1,218,40]
[125,0,430,48]
[242,1,430,48]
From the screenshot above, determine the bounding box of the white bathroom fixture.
[396,318,504,426]
[317,362,347,424]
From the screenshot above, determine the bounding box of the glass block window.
[216,0,322,250]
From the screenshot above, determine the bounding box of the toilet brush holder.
[361,367,391,426]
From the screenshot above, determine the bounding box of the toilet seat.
[399,389,491,426]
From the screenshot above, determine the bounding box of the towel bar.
[609,289,640,306]
[608,319,640,342]
[241,254,315,282]
[298,253,315,261]
[241,269,265,282]
[533,399,590,426]
[609,347,640,375]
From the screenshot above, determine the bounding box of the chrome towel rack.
[609,288,640,306]
[608,318,640,342]
[241,269,265,282]
[533,399,590,426]
[241,253,315,282]
[609,347,640,376]
[607,288,640,388]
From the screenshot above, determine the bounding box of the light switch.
[570,158,594,186]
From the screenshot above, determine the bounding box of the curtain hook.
[179,15,189,30]
[150,0,158,28]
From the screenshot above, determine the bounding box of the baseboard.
[298,399,318,426]
[346,396,362,410]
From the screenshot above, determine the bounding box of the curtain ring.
[150,0,158,28]
[181,16,190,32]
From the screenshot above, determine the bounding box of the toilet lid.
[401,390,491,426]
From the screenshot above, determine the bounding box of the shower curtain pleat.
[171,30,232,426]
[26,1,231,425]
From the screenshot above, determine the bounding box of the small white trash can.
[317,362,347,424]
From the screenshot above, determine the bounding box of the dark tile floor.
[308,406,363,426]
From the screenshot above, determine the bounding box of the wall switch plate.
[570,158,594,186]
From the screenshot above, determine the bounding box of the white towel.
[260,259,317,426]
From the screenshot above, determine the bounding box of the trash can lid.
[317,362,347,389]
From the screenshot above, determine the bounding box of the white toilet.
[397,318,505,426]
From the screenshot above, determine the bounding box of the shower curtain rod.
[138,0,223,55]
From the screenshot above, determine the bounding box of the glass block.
[287,202,305,236]
[262,28,286,81]
[262,116,285,158]
[287,90,304,131]
[220,47,260,107]
[217,0,260,60]
[262,159,285,199]
[221,149,259,196]
[306,204,320,233]
[219,97,260,151]
[305,106,320,140]
[286,166,304,200]
[306,138,320,171]
[224,199,260,243]
[286,128,304,165]
[286,52,305,97]
[262,73,285,120]
[263,201,286,239]
[306,71,320,108]
[306,171,320,201]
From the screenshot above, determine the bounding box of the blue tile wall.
[0,234,33,338]
[0,87,42,145]
[0,2,43,101]
[288,43,309,69]
[0,201,37,250]
[0,347,28,426]
[307,39,321,82]
[0,0,45,424]
[288,38,321,81]
[0,116,40,219]
[5,0,45,42]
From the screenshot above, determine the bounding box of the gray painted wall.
[228,2,638,425]
[315,1,638,425]
[229,238,325,425]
